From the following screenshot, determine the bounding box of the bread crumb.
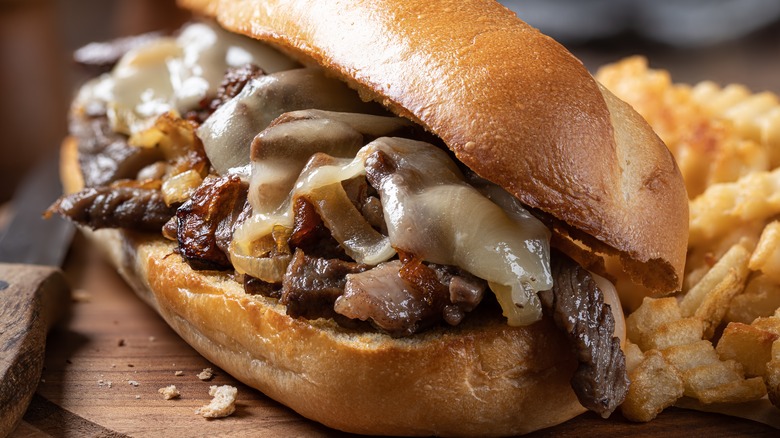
[158,385,181,400]
[197,367,214,381]
[195,385,237,418]
[128,380,140,387]
[135,395,141,400]
[175,370,184,376]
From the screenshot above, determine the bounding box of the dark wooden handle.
[0,264,70,437]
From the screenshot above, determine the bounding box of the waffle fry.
[767,334,780,407]
[622,297,766,419]
[679,243,750,337]
[749,221,780,283]
[688,169,780,247]
[716,322,778,377]
[598,56,780,421]
[621,349,684,422]
[727,273,780,324]
[692,82,780,168]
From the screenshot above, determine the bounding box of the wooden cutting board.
[9,233,779,437]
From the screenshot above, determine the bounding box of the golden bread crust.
[79,228,585,436]
[178,0,688,294]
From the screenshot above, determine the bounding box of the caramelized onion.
[301,183,395,265]
[161,169,203,205]
[232,151,366,252]
[231,213,279,252]
[234,112,418,269]
[230,249,291,283]
[229,227,292,283]
[490,282,542,326]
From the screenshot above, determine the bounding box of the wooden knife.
[0,156,73,437]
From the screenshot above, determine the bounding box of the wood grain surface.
[7,233,780,437]
[0,264,69,436]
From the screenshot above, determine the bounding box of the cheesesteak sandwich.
[49,0,689,435]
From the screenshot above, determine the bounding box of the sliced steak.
[50,186,174,232]
[71,115,164,187]
[288,197,348,260]
[334,257,485,337]
[540,252,629,418]
[280,249,369,320]
[176,175,245,271]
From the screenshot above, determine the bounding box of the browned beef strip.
[280,249,369,320]
[288,197,349,260]
[71,115,164,188]
[333,260,440,337]
[426,263,487,325]
[334,260,423,337]
[214,195,252,257]
[359,196,386,234]
[539,251,628,418]
[185,64,266,124]
[50,186,174,232]
[341,177,387,234]
[331,256,485,337]
[289,197,322,248]
[364,148,396,188]
[244,275,282,299]
[212,64,266,110]
[176,175,245,271]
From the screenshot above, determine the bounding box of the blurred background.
[0,0,778,203]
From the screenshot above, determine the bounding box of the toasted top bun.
[178,0,689,295]
[59,136,589,436]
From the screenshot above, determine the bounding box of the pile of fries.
[597,57,780,421]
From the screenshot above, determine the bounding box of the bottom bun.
[82,227,585,436]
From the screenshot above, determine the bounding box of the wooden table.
[7,232,780,437]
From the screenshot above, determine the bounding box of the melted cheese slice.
[74,21,298,136]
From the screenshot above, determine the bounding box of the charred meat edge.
[540,251,628,417]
